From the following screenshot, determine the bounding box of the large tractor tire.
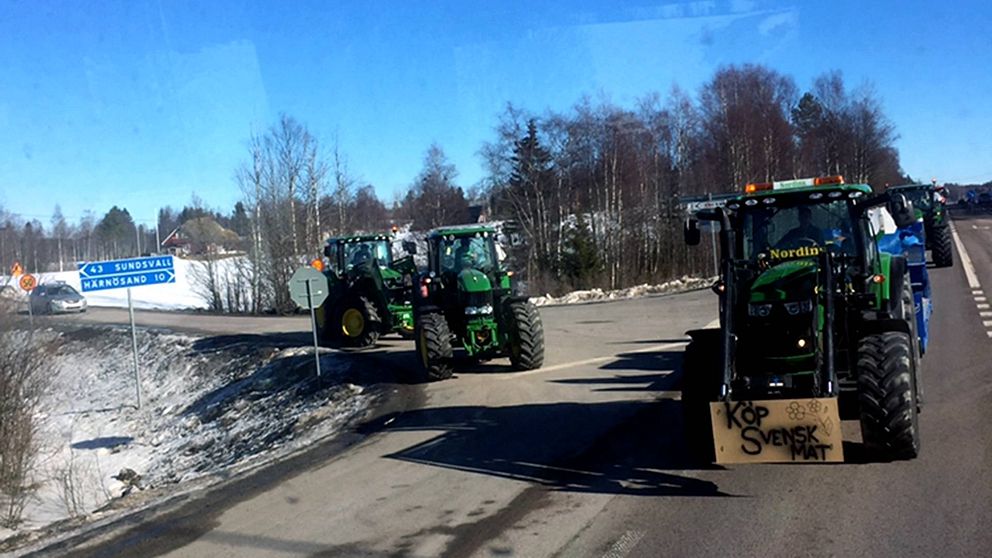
[856,330,921,460]
[415,312,454,381]
[507,301,544,371]
[681,336,720,463]
[337,295,381,348]
[315,302,337,346]
[899,278,924,408]
[931,224,953,268]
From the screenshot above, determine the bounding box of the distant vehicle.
[29,282,88,314]
[979,192,992,207]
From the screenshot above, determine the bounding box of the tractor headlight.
[784,299,814,316]
[464,305,493,316]
[748,303,772,318]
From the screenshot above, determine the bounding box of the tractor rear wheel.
[856,331,921,460]
[681,336,720,463]
[415,312,454,381]
[507,301,544,371]
[931,224,953,268]
[337,295,381,348]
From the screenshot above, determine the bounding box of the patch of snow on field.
[529,276,713,307]
[1,326,370,548]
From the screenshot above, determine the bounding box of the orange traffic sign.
[10,261,23,276]
[19,274,37,292]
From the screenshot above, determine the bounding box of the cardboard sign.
[710,398,844,464]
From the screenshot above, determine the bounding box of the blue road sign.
[78,256,176,292]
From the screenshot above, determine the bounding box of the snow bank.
[1,326,370,548]
[530,276,713,307]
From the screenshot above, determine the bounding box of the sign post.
[289,266,330,380]
[78,255,175,409]
[19,273,37,328]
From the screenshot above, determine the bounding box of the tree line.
[1,64,912,310]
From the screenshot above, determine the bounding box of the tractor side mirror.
[684,218,701,246]
[888,193,916,228]
[402,240,418,255]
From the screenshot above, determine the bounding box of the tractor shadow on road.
[360,398,732,498]
[360,345,731,498]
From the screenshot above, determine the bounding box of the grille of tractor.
[738,311,817,375]
[463,290,493,308]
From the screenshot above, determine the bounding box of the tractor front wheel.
[337,295,381,348]
[856,331,921,460]
[415,312,454,381]
[681,337,720,463]
[507,301,544,371]
[931,224,953,268]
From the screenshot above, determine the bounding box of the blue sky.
[1,0,990,227]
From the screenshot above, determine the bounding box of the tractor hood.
[458,268,493,293]
[749,259,818,302]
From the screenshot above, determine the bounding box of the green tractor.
[888,183,953,267]
[413,225,544,381]
[316,233,417,348]
[682,176,924,464]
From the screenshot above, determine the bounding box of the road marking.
[602,529,646,558]
[507,341,689,378]
[505,318,720,379]
[950,221,992,340]
[950,222,981,289]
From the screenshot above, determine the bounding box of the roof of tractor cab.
[326,233,392,244]
[730,182,873,205]
[428,224,497,239]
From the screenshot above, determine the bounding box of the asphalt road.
[31,214,992,558]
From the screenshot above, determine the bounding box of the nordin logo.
[768,245,824,260]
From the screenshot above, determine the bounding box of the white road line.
[505,318,720,379]
[973,289,985,295]
[978,303,991,310]
[505,340,688,378]
[980,311,992,317]
[602,529,646,558]
[983,320,992,327]
[976,296,988,302]
[950,222,981,289]
[987,331,992,338]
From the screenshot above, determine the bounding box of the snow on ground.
[0,325,371,550]
[529,276,714,307]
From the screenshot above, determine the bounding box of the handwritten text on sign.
[710,398,844,464]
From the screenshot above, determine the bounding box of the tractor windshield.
[897,188,933,212]
[740,199,857,261]
[438,235,497,274]
[344,240,392,269]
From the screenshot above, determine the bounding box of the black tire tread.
[856,331,920,460]
[931,224,953,268]
[508,301,545,370]
[417,312,454,381]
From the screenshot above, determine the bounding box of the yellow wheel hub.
[341,308,366,338]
